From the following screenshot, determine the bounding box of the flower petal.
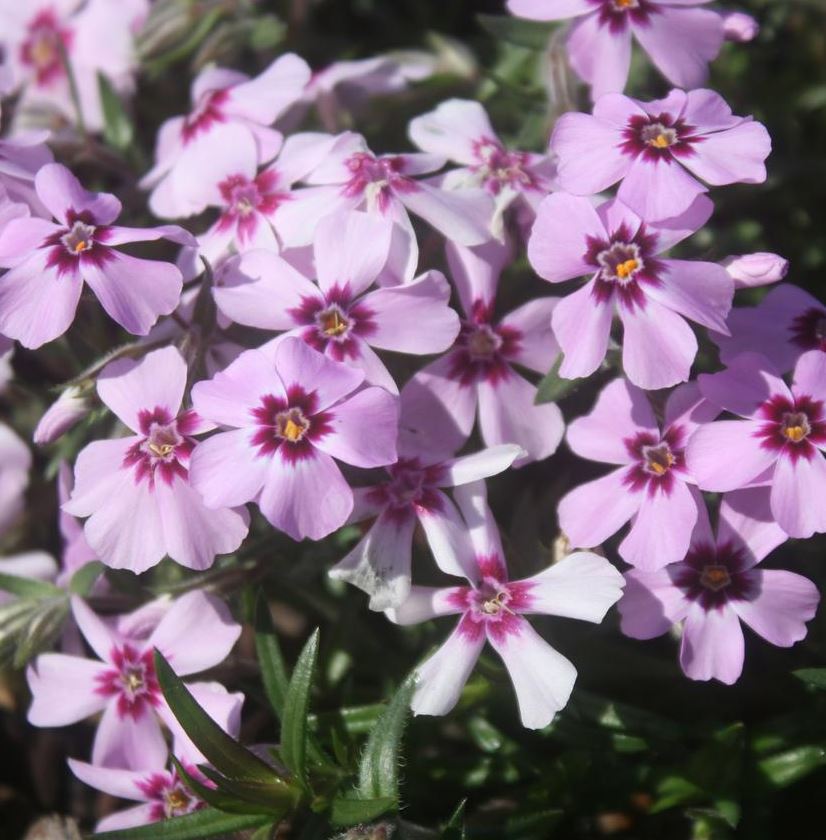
[680,603,744,684]
[438,444,525,487]
[188,429,268,509]
[619,568,691,640]
[770,451,826,538]
[567,13,632,99]
[27,654,109,726]
[717,487,787,566]
[91,701,168,770]
[551,279,614,380]
[35,163,121,225]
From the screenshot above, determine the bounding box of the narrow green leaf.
[254,591,290,718]
[476,14,554,50]
[170,758,256,815]
[153,650,277,783]
[793,668,826,690]
[758,745,826,788]
[97,72,134,150]
[357,675,416,800]
[280,629,320,784]
[328,795,396,828]
[0,573,61,599]
[69,561,104,596]
[91,808,270,840]
[535,356,585,404]
[441,799,467,839]
[197,765,296,816]
[13,598,69,668]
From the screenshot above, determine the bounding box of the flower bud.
[33,386,91,445]
[723,12,759,43]
[722,252,789,289]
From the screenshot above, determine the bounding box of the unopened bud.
[33,386,90,445]
[722,252,789,288]
[723,12,759,43]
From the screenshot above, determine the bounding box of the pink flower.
[190,337,399,541]
[558,379,718,569]
[399,240,565,464]
[388,482,624,728]
[140,55,311,219]
[330,443,524,610]
[528,192,732,388]
[713,284,824,374]
[69,756,208,832]
[63,347,249,573]
[0,122,53,215]
[0,163,192,349]
[176,126,336,264]
[214,211,460,393]
[550,89,771,221]
[687,351,826,538]
[0,420,30,537]
[508,1,724,99]
[722,11,759,43]
[619,488,818,684]
[27,591,244,769]
[275,131,494,284]
[0,0,143,132]
[408,99,556,232]
[722,252,789,288]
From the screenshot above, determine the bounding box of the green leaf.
[170,758,256,815]
[758,745,826,788]
[535,356,586,404]
[357,674,416,800]
[441,799,467,839]
[13,598,69,668]
[153,650,278,784]
[280,629,320,785]
[249,15,286,50]
[793,668,826,690]
[254,591,290,718]
[0,573,61,599]
[476,14,554,50]
[91,808,271,840]
[69,561,105,596]
[328,795,396,828]
[197,765,295,817]
[97,72,134,150]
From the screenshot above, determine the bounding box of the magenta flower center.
[641,442,675,476]
[138,768,206,822]
[20,10,71,85]
[700,564,732,592]
[60,221,96,256]
[220,176,261,216]
[123,408,196,488]
[780,411,811,444]
[95,645,161,720]
[672,541,757,609]
[597,241,643,284]
[316,304,351,340]
[467,324,503,360]
[274,406,311,443]
[756,394,826,462]
[251,389,331,462]
[182,89,228,143]
[343,152,415,211]
[790,307,826,353]
[621,114,699,161]
[471,139,536,195]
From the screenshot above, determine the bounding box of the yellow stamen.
[649,134,670,149]
[31,38,56,68]
[282,418,304,442]
[321,310,348,337]
[73,240,90,253]
[784,425,807,443]
[615,258,639,279]
[149,443,174,457]
[165,790,189,811]
[125,672,143,692]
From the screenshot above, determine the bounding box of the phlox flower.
[528,192,732,388]
[0,0,146,132]
[619,488,818,684]
[63,346,249,573]
[275,131,494,285]
[69,755,208,832]
[190,337,399,542]
[687,351,826,539]
[550,88,771,221]
[387,482,624,729]
[0,420,30,537]
[140,54,310,219]
[330,442,524,610]
[0,163,192,349]
[173,125,336,264]
[399,240,565,464]
[713,284,825,374]
[508,1,724,99]
[722,11,759,43]
[214,211,460,394]
[27,591,244,769]
[558,378,718,570]
[408,99,556,234]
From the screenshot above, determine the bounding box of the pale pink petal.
[646,260,733,333]
[96,347,186,433]
[680,603,744,684]
[339,337,398,394]
[68,760,155,801]
[567,13,632,99]
[408,99,497,164]
[619,300,697,389]
[477,373,564,464]
[411,619,485,718]
[507,0,594,19]
[362,270,460,354]
[681,88,744,131]
[619,480,699,570]
[96,805,156,833]
[687,420,777,492]
[26,655,108,726]
[566,378,656,465]
[632,7,723,90]
[618,156,706,222]
[148,590,241,676]
[663,381,720,439]
[225,53,310,123]
[438,444,525,487]
[0,216,58,266]
[487,617,577,729]
[418,491,478,581]
[104,224,195,248]
[446,239,510,313]
[680,121,771,186]
[92,702,168,770]
[771,452,826,538]
[82,252,182,336]
[35,163,121,225]
[619,568,691,639]
[315,387,398,468]
[518,551,624,621]
[330,511,417,610]
[275,132,339,184]
[697,353,790,418]
[649,194,715,253]
[188,429,269,509]
[63,438,133,518]
[399,182,493,246]
[275,185,361,247]
[70,596,120,663]
[717,487,787,566]
[551,279,613,379]
[259,449,353,540]
[793,349,826,404]
[730,570,819,647]
[313,211,393,297]
[557,467,640,548]
[499,297,560,373]
[0,250,83,349]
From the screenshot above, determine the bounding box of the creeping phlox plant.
[0,1,823,838]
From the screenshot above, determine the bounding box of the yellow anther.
[73,240,90,253]
[615,258,639,279]
[31,38,56,67]
[321,310,348,337]
[784,425,807,443]
[149,443,174,457]
[701,565,731,592]
[649,134,671,149]
[283,418,304,441]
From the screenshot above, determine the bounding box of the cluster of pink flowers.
[0,2,822,832]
